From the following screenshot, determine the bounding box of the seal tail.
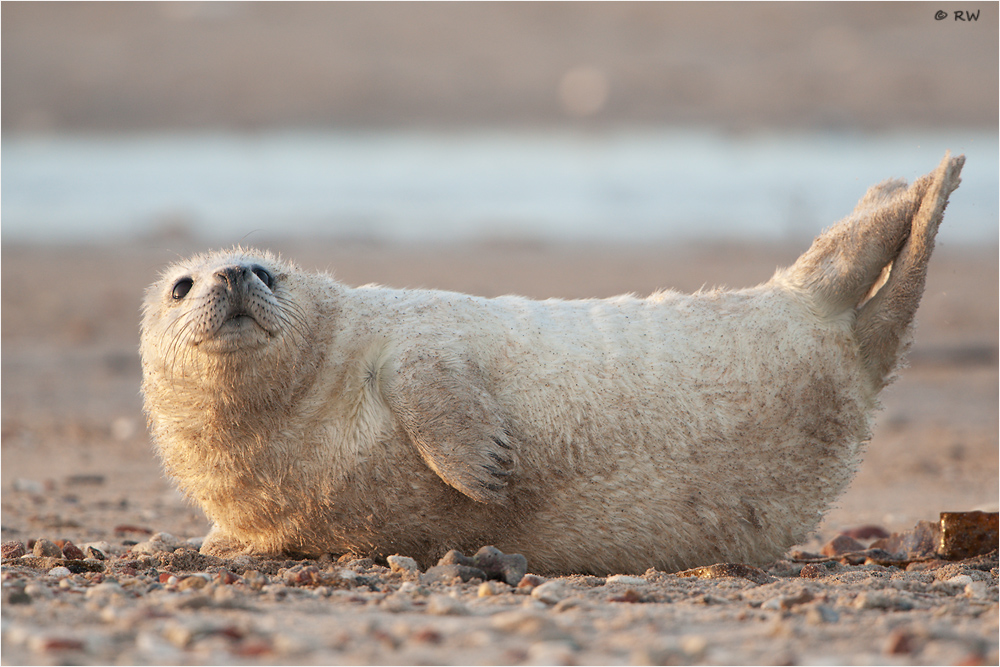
[777,152,964,389]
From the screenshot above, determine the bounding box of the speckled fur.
[140,154,963,575]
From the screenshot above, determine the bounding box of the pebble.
[853,590,911,610]
[82,542,113,557]
[2,540,26,560]
[437,546,528,586]
[242,570,268,590]
[805,604,840,625]
[47,566,72,578]
[762,588,814,611]
[61,542,85,561]
[421,564,485,584]
[531,580,569,605]
[387,555,420,575]
[799,563,828,579]
[85,582,125,601]
[491,610,569,641]
[963,582,989,600]
[130,533,181,555]
[821,534,865,557]
[517,574,547,593]
[24,583,54,600]
[606,574,646,586]
[843,525,891,540]
[884,628,916,655]
[177,575,210,591]
[14,479,45,495]
[282,565,321,586]
[426,594,468,616]
[33,539,63,558]
[526,640,576,665]
[478,580,509,597]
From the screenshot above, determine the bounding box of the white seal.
[140,153,963,575]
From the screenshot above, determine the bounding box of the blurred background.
[2,2,998,245]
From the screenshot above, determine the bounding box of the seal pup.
[140,153,964,575]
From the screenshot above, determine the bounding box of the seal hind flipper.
[855,153,964,387]
[776,152,964,387]
[384,352,518,504]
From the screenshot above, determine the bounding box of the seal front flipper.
[382,351,517,504]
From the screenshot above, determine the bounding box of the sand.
[1,239,996,665]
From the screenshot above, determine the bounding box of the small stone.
[130,532,181,555]
[436,546,528,585]
[2,541,26,560]
[30,636,85,652]
[526,640,576,666]
[387,554,420,575]
[871,520,939,561]
[478,580,509,597]
[61,542,85,560]
[25,582,54,599]
[6,588,32,605]
[531,580,568,605]
[675,563,775,585]
[427,594,468,616]
[853,591,893,610]
[214,569,239,585]
[517,574,547,592]
[33,539,63,558]
[47,566,72,578]
[82,542,112,557]
[381,593,414,612]
[411,627,443,644]
[805,604,840,625]
[609,588,643,603]
[14,479,44,494]
[606,574,646,586]
[85,581,125,600]
[421,564,486,584]
[945,574,975,587]
[964,582,989,599]
[177,575,209,591]
[799,563,826,579]
[842,524,891,540]
[491,610,569,641]
[821,534,865,557]
[242,570,267,590]
[65,474,106,486]
[282,564,321,586]
[884,629,916,655]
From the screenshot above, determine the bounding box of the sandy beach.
[2,239,996,665]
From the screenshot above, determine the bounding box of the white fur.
[140,154,963,575]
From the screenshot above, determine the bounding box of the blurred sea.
[3,129,996,245]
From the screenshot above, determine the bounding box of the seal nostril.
[251,266,274,289]
[172,277,193,300]
[215,266,245,288]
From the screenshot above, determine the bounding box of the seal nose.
[215,266,247,290]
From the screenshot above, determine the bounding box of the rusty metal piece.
[938,511,999,560]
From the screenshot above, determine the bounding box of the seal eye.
[172,277,193,300]
[252,266,274,289]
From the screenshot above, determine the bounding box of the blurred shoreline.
[4,127,997,246]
